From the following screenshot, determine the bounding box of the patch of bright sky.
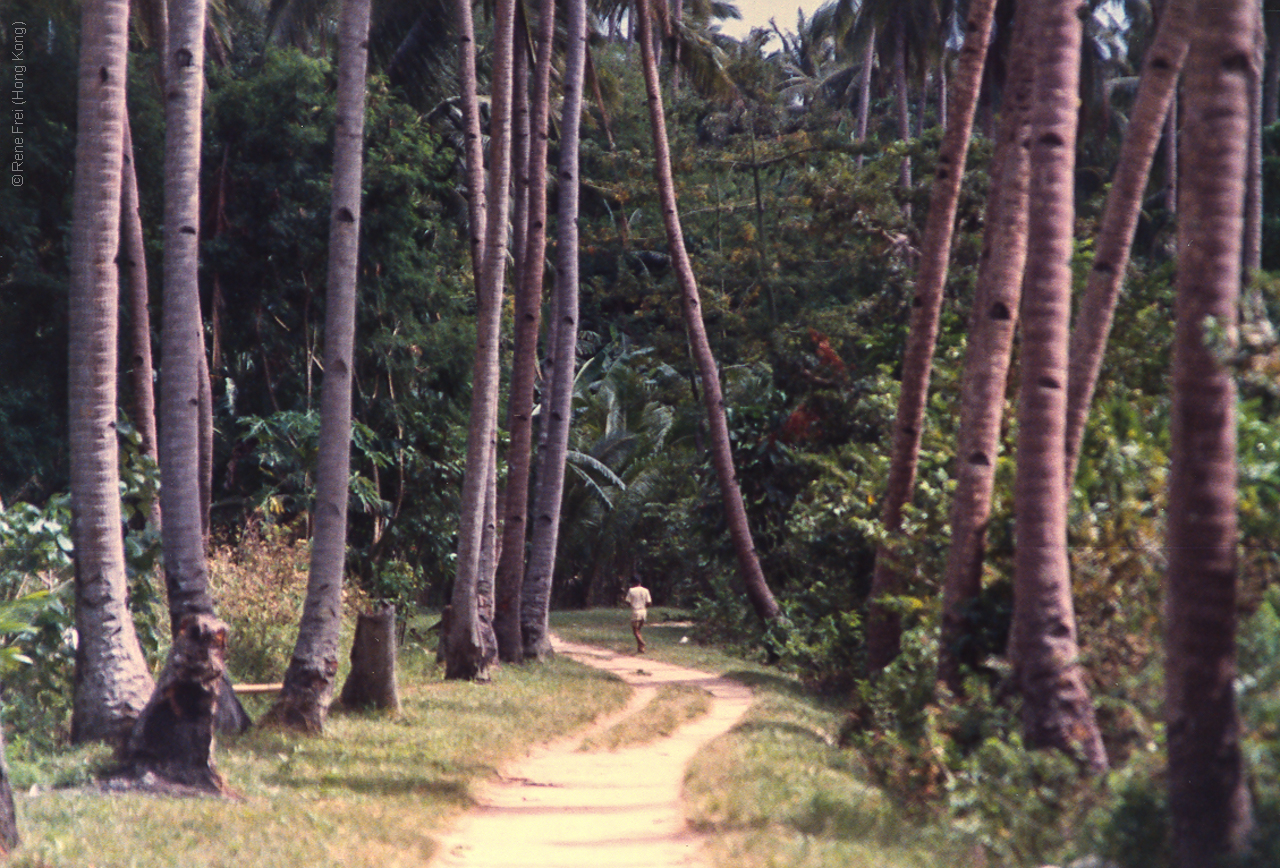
[714,0,816,42]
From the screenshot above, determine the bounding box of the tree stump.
[338,605,400,712]
[119,614,233,795]
[0,710,19,855]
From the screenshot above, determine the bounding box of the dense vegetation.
[2,0,1279,864]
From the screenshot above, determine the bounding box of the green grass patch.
[555,609,976,867]
[551,608,771,675]
[11,650,629,868]
[684,686,977,868]
[579,684,712,751]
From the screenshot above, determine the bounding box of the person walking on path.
[624,577,653,653]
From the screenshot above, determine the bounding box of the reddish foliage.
[808,328,847,376]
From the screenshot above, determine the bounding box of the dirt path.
[431,638,753,868]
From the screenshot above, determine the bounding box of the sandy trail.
[431,637,753,868]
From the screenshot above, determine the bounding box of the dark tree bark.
[1009,0,1107,772]
[121,614,233,795]
[121,116,160,478]
[495,0,557,663]
[864,0,999,672]
[937,1,1035,691]
[339,606,401,712]
[521,0,589,660]
[1063,0,1193,485]
[1166,0,1256,860]
[447,0,516,680]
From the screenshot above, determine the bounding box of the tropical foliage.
[1,0,1279,861]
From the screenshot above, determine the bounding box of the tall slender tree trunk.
[894,20,912,196]
[454,0,487,286]
[634,0,781,624]
[121,117,160,476]
[159,0,215,632]
[1166,0,1256,860]
[521,0,588,660]
[937,2,1035,691]
[1264,10,1280,125]
[447,0,516,680]
[586,46,617,150]
[1164,95,1178,216]
[1063,0,1193,485]
[155,0,251,736]
[1010,0,1107,772]
[68,0,156,744]
[856,30,875,168]
[1243,2,1264,277]
[265,0,372,732]
[496,0,557,663]
[864,0,999,671]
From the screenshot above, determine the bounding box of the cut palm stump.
[118,613,234,795]
[339,604,400,712]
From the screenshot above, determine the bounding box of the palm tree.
[520,0,589,660]
[67,0,156,745]
[495,0,559,663]
[149,0,252,737]
[862,0,999,671]
[1009,0,1106,772]
[447,0,517,680]
[159,0,215,632]
[265,0,373,732]
[634,0,781,624]
[1165,0,1256,859]
[1063,0,1193,485]
[121,118,160,483]
[453,0,488,283]
[937,0,1035,691]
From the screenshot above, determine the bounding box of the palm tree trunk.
[894,19,911,195]
[1244,1,1264,276]
[856,29,875,167]
[521,0,588,660]
[68,0,156,744]
[937,1,1035,691]
[496,0,558,664]
[1010,0,1107,772]
[494,15,534,663]
[154,0,252,738]
[266,0,372,732]
[586,46,617,149]
[447,0,517,680]
[864,0,999,671]
[121,117,160,477]
[454,0,487,285]
[1166,0,1256,859]
[1063,0,1193,485]
[1264,11,1280,125]
[160,0,215,632]
[634,0,781,624]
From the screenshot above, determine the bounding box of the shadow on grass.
[721,669,817,701]
[728,718,836,747]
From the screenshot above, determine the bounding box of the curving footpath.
[431,637,754,868]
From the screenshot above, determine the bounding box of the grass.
[10,647,630,868]
[10,605,973,868]
[553,608,977,868]
[579,683,712,751]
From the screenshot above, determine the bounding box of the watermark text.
[9,20,27,187]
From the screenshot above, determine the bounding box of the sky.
[715,0,815,41]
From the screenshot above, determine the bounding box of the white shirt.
[624,586,652,619]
